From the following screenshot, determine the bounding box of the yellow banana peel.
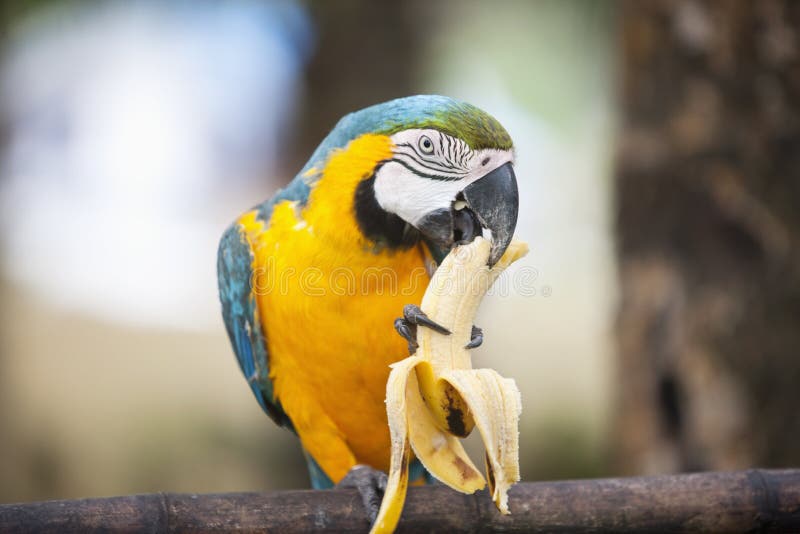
[370,236,528,534]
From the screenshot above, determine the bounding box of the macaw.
[217,94,518,520]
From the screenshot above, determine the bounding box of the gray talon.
[394,317,419,355]
[402,304,451,335]
[395,304,451,355]
[465,324,483,349]
[336,465,388,525]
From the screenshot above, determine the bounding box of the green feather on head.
[376,99,513,151]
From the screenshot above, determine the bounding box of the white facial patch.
[373,128,514,226]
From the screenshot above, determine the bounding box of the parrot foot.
[402,304,451,334]
[336,464,388,525]
[395,305,484,353]
[394,304,450,355]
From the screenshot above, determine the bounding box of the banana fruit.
[370,236,528,534]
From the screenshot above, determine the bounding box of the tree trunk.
[615,0,800,474]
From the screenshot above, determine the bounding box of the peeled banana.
[370,236,528,534]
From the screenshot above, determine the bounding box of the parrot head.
[305,95,519,266]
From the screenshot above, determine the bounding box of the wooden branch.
[1,469,798,533]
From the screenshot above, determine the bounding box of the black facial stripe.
[354,172,420,250]
[392,149,468,177]
[390,157,466,182]
[396,142,455,169]
[444,131,455,163]
[394,144,467,174]
[391,156,464,180]
[459,144,474,167]
[398,147,462,172]
[439,131,448,161]
[392,154,469,181]
[397,136,470,172]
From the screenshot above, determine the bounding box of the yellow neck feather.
[302,133,393,249]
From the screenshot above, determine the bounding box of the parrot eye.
[418,135,434,155]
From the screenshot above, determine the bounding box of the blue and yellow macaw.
[217,95,518,519]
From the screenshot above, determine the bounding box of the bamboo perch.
[1,469,798,533]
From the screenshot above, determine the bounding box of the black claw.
[395,304,451,355]
[403,304,451,335]
[465,325,483,349]
[336,465,387,525]
[376,471,388,493]
[394,318,419,355]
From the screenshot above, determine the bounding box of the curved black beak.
[416,162,519,267]
[461,162,519,266]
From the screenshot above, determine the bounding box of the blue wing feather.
[303,449,334,489]
[217,223,294,430]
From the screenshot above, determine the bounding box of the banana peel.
[370,236,528,534]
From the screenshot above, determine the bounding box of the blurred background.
[0,0,797,503]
